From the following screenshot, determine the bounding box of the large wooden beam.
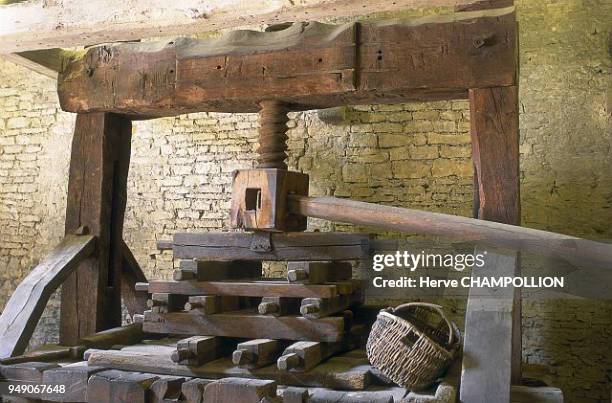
[287,195,612,271]
[0,235,95,359]
[0,0,512,53]
[467,85,522,389]
[60,113,132,345]
[57,9,517,117]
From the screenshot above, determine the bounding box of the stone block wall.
[0,0,611,401]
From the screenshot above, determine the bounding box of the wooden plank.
[300,290,363,319]
[61,113,132,345]
[169,232,371,261]
[120,240,148,318]
[258,297,301,317]
[142,310,348,342]
[469,85,522,383]
[56,10,516,117]
[287,195,612,271]
[0,362,59,383]
[87,347,372,390]
[0,235,95,358]
[79,323,145,350]
[0,0,512,52]
[147,279,352,298]
[460,248,518,403]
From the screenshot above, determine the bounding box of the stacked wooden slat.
[137,232,368,377]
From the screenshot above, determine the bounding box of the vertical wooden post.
[461,85,521,402]
[60,113,132,345]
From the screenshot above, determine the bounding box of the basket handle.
[391,302,455,346]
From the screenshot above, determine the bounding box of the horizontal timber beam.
[0,0,512,53]
[57,9,517,117]
[287,195,612,271]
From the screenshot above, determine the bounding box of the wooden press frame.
[1,6,521,400]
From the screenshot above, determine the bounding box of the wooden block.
[143,310,347,342]
[300,289,363,320]
[150,375,189,403]
[281,387,309,403]
[231,168,309,232]
[0,362,59,383]
[232,339,287,369]
[277,325,364,372]
[287,261,352,284]
[203,378,278,402]
[87,370,158,403]
[169,232,371,261]
[148,279,355,299]
[182,378,214,403]
[258,297,300,317]
[185,296,240,314]
[41,362,105,402]
[87,347,372,390]
[171,336,234,366]
[147,293,187,314]
[177,260,262,281]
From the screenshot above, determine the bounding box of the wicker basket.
[366,302,460,390]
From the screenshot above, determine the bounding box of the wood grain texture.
[287,195,612,271]
[169,232,371,261]
[0,0,512,53]
[120,240,148,317]
[142,310,348,342]
[86,346,372,390]
[57,11,517,117]
[147,279,355,298]
[60,113,132,345]
[0,234,95,358]
[469,85,522,385]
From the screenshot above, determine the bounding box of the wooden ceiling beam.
[57,9,517,118]
[0,0,513,53]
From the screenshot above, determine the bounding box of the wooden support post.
[60,113,132,345]
[460,85,521,403]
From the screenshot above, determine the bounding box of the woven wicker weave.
[366,302,460,390]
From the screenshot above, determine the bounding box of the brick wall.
[1,0,611,401]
